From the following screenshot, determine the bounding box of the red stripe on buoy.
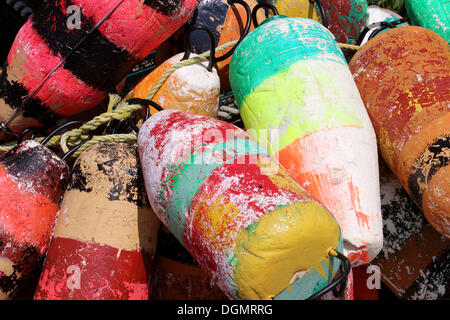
[72,0,197,60]
[7,21,105,117]
[34,237,152,300]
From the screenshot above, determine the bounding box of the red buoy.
[0,140,69,299]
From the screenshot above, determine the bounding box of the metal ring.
[368,18,408,41]
[182,25,216,72]
[61,132,95,160]
[41,121,85,146]
[356,18,408,45]
[305,250,351,300]
[215,0,252,62]
[251,2,279,28]
[125,98,163,132]
[311,0,328,28]
[16,127,40,144]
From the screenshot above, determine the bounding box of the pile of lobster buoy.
[0,0,448,300]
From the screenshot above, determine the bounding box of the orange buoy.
[125,26,220,118]
[349,26,450,238]
[0,140,68,299]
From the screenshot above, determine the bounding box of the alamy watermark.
[66,5,81,30]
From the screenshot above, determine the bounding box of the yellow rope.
[69,133,137,158]
[0,39,359,157]
[338,43,361,50]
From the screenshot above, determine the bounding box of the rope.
[338,43,360,50]
[0,40,359,157]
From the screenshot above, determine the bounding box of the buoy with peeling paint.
[33,142,160,300]
[358,5,408,46]
[138,109,347,300]
[229,14,383,267]
[125,26,221,118]
[405,0,450,43]
[349,26,450,238]
[0,140,69,299]
[321,0,369,44]
[0,0,196,133]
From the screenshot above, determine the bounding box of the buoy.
[256,0,321,22]
[155,0,258,92]
[0,0,196,133]
[0,140,69,299]
[321,0,369,44]
[349,26,450,238]
[33,142,160,300]
[125,26,220,118]
[138,109,348,300]
[229,13,383,267]
[405,0,450,43]
[358,5,408,46]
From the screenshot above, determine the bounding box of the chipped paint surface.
[138,110,343,300]
[349,26,450,237]
[405,0,450,44]
[0,140,68,299]
[34,143,160,300]
[230,17,382,267]
[0,0,196,131]
[129,52,220,117]
[321,0,368,44]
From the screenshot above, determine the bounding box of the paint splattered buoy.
[229,15,383,267]
[0,0,197,133]
[0,140,69,299]
[405,0,450,44]
[138,109,347,300]
[349,26,450,238]
[34,142,160,300]
[125,26,220,118]
[321,0,369,44]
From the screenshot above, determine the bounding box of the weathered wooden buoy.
[0,0,196,133]
[229,15,383,267]
[33,142,160,300]
[0,140,69,299]
[125,26,220,118]
[358,5,407,46]
[321,0,368,44]
[349,26,450,238]
[405,0,449,43]
[138,109,346,300]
